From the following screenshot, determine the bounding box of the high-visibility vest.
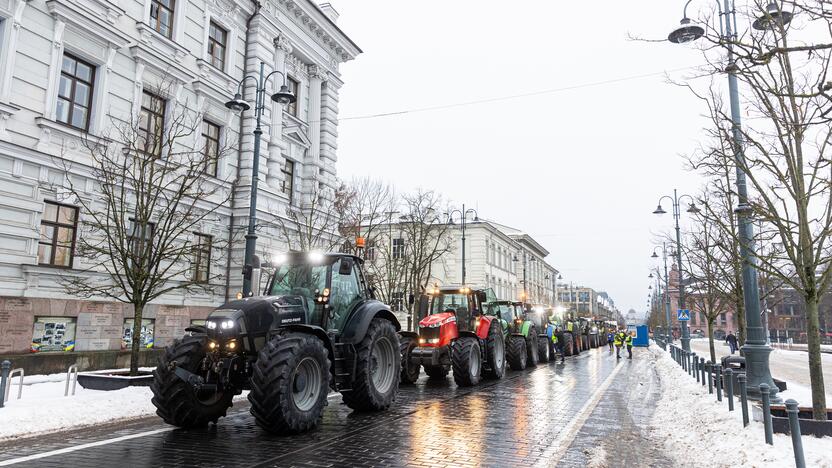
[625,335,633,345]
[567,322,574,332]
[614,333,624,345]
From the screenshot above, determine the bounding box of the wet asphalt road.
[0,347,669,468]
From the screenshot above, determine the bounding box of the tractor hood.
[419,312,457,328]
[206,295,309,341]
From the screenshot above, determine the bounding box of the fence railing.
[665,344,806,468]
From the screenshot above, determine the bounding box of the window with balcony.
[38,201,78,268]
[207,21,227,71]
[56,54,95,131]
[150,0,175,38]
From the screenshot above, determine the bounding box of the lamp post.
[447,204,478,285]
[225,61,296,297]
[653,189,700,351]
[666,0,786,401]
[652,244,674,346]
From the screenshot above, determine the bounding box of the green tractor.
[482,301,540,370]
[150,252,401,434]
[523,304,556,363]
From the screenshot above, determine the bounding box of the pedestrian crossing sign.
[677,309,690,321]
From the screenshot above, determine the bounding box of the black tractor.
[151,252,401,434]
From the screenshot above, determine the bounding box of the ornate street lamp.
[226,62,295,297]
[446,204,478,284]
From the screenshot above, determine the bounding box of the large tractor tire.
[342,318,400,411]
[151,334,234,428]
[538,335,550,363]
[483,321,506,380]
[400,335,420,384]
[507,336,527,370]
[451,336,482,387]
[563,332,575,356]
[424,365,450,379]
[249,332,330,434]
[526,327,539,367]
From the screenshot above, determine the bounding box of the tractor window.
[499,304,513,323]
[328,259,364,331]
[270,262,329,322]
[430,294,469,316]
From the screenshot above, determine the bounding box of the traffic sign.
[677,309,690,321]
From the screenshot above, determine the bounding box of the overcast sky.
[330,0,713,316]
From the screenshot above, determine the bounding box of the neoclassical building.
[0,0,359,359]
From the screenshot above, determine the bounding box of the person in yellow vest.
[625,331,634,359]
[613,330,625,359]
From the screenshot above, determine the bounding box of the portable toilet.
[634,325,649,347]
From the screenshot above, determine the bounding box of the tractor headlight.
[208,340,219,350]
[225,340,238,351]
[220,319,235,330]
[427,338,440,344]
[206,321,217,330]
[418,338,426,344]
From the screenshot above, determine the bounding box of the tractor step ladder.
[332,342,356,391]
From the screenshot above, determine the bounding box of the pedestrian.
[607,329,614,351]
[625,331,634,359]
[552,326,565,363]
[725,331,738,354]
[613,329,625,359]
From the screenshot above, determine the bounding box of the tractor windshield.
[429,294,469,316]
[269,262,329,315]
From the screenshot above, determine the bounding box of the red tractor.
[399,286,506,387]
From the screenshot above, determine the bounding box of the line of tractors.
[149,252,614,436]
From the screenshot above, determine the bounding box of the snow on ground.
[647,345,832,468]
[0,368,246,441]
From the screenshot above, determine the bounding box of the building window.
[139,91,166,156]
[286,76,299,117]
[38,201,78,268]
[365,240,376,261]
[207,21,227,70]
[391,292,404,312]
[128,218,156,261]
[150,0,175,38]
[193,233,211,283]
[202,120,220,176]
[392,238,405,259]
[281,159,295,201]
[56,54,95,131]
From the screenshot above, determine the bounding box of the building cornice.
[265,0,361,63]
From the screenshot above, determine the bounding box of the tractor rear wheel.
[342,318,400,411]
[151,334,234,428]
[451,337,481,387]
[400,335,420,384]
[483,321,506,380]
[249,332,329,434]
[526,327,539,367]
[424,365,450,379]
[563,333,574,356]
[538,336,550,363]
[507,336,527,370]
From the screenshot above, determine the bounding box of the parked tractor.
[151,252,401,435]
[399,286,506,387]
[525,304,556,362]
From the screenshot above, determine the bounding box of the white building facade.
[0,0,359,357]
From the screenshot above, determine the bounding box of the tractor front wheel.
[451,337,481,387]
[342,318,400,411]
[507,336,527,370]
[563,333,575,356]
[400,335,420,384]
[483,321,506,380]
[526,327,539,367]
[151,334,234,428]
[538,336,550,363]
[248,332,330,434]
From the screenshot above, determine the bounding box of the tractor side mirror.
[338,257,354,276]
[476,291,487,304]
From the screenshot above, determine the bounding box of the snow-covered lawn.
[0,368,246,441]
[648,345,832,468]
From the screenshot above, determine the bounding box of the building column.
[267,34,291,189]
[303,64,323,203]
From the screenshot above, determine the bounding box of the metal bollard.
[5,368,23,401]
[738,373,749,427]
[725,368,734,411]
[715,364,723,401]
[682,351,688,372]
[785,399,806,468]
[707,362,713,394]
[700,357,706,387]
[760,383,774,445]
[65,364,78,397]
[0,360,9,408]
[691,353,697,379]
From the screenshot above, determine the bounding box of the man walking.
[607,329,614,352]
[725,331,739,355]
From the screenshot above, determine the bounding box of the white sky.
[331,0,712,316]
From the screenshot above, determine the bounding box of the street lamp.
[653,189,699,352]
[226,62,296,297]
[652,243,673,346]
[446,204,478,284]
[666,0,786,402]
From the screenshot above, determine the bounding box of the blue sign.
[677,309,690,321]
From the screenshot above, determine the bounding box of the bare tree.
[274,183,347,252]
[56,84,233,375]
[339,176,395,258]
[688,1,832,419]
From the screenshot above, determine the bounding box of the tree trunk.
[130,302,145,376]
[707,319,716,364]
[805,297,828,420]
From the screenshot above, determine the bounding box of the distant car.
[691,331,705,339]
[714,330,726,340]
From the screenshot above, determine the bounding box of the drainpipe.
[225,0,262,303]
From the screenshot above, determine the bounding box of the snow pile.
[0,369,246,441]
[647,346,832,468]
